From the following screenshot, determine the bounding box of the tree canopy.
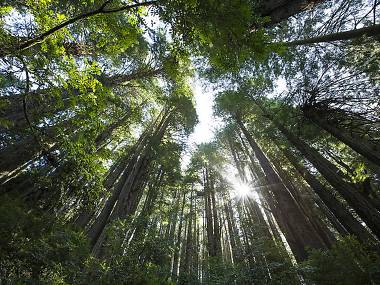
[1,0,380,284]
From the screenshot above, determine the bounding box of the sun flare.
[237,183,250,197]
[233,182,251,198]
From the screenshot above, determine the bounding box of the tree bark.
[182,187,194,278]
[86,110,166,248]
[258,106,380,239]
[281,146,377,244]
[260,0,327,26]
[236,116,327,261]
[172,192,186,279]
[287,24,380,46]
[130,167,164,242]
[269,154,336,247]
[224,199,243,263]
[304,109,380,168]
[205,187,215,257]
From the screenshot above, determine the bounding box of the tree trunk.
[172,192,186,279]
[182,187,194,278]
[205,188,215,257]
[281,146,377,244]
[236,202,256,275]
[259,108,380,239]
[304,109,380,168]
[210,180,222,256]
[101,67,164,88]
[72,149,132,229]
[130,167,164,242]
[86,141,145,247]
[269,154,336,247]
[260,0,327,26]
[111,109,173,220]
[86,109,168,248]
[224,199,243,263]
[91,135,167,254]
[236,117,327,261]
[287,24,380,46]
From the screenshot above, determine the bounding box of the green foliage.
[158,0,275,71]
[1,1,380,284]
[0,197,90,284]
[347,39,380,83]
[0,198,179,284]
[214,89,252,118]
[167,81,198,134]
[203,257,237,285]
[301,236,380,285]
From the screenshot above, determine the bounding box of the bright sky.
[187,79,221,145]
[187,76,288,145]
[180,78,221,169]
[181,76,288,170]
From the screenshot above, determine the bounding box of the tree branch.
[0,0,158,57]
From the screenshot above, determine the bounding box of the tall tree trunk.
[172,192,186,280]
[236,116,327,261]
[243,200,272,282]
[287,24,380,46]
[224,199,243,263]
[258,106,380,238]
[205,188,215,257]
[111,109,173,220]
[269,154,336,247]
[130,167,164,242]
[86,109,170,248]
[236,202,256,276]
[304,109,380,168]
[227,137,246,181]
[192,193,199,280]
[181,187,194,281]
[281,146,377,244]
[101,67,164,88]
[260,0,327,26]
[72,155,130,229]
[210,179,222,256]
[86,139,146,248]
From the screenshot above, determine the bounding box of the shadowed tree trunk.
[129,167,165,242]
[256,103,380,239]
[86,134,149,248]
[260,0,327,26]
[224,198,243,263]
[87,108,173,250]
[287,24,380,46]
[72,157,130,228]
[281,146,377,244]
[303,108,380,168]
[269,155,336,247]
[277,124,380,238]
[181,186,194,281]
[204,186,215,257]
[236,116,328,261]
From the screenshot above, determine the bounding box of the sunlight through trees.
[1,0,380,284]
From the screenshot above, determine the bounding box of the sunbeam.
[234,182,251,198]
